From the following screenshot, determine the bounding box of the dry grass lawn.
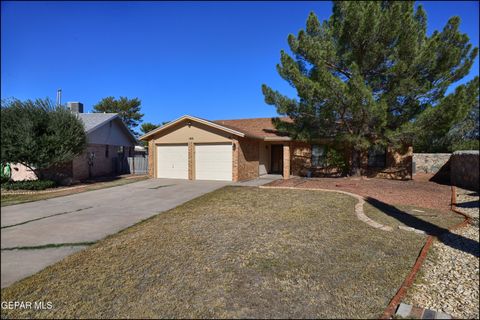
[1,186,460,319]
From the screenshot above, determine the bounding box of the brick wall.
[38,162,73,184]
[451,150,479,191]
[236,137,259,181]
[148,140,155,178]
[290,141,311,176]
[369,145,413,180]
[188,141,194,180]
[72,144,131,181]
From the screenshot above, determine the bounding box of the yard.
[1,175,148,207]
[1,186,463,319]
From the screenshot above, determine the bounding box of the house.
[139,115,413,182]
[11,102,138,183]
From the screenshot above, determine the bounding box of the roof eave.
[263,136,292,141]
[139,115,246,141]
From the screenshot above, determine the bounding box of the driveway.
[1,178,229,288]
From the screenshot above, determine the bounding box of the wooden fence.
[127,156,148,175]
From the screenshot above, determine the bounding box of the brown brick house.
[139,115,412,182]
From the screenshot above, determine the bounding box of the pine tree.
[93,96,144,130]
[262,2,478,174]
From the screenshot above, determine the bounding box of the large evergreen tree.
[262,1,478,174]
[1,98,87,179]
[93,96,144,131]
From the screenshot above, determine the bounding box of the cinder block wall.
[413,153,452,174]
[451,150,479,191]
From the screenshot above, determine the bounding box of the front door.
[270,145,283,174]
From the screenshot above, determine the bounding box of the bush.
[327,148,349,175]
[0,175,10,184]
[1,179,57,191]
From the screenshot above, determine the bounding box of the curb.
[380,184,470,319]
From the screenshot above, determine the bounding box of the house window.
[368,145,386,168]
[117,146,124,158]
[311,145,327,167]
[105,145,109,158]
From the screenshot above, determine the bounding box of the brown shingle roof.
[212,117,291,139]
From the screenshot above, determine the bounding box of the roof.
[213,117,292,140]
[139,115,293,141]
[77,113,118,133]
[77,113,138,143]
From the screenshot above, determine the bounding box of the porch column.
[283,143,290,179]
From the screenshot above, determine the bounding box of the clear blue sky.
[1,1,479,126]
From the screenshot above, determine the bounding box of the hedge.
[1,179,57,191]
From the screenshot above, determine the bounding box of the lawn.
[0,175,148,207]
[0,187,461,318]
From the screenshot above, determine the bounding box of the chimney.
[67,102,84,113]
[56,89,62,106]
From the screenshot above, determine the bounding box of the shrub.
[327,148,349,175]
[1,179,57,191]
[0,175,10,184]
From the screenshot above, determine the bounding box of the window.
[105,145,109,158]
[368,145,386,168]
[117,146,124,158]
[311,145,327,167]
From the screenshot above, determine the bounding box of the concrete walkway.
[234,174,283,187]
[1,178,229,288]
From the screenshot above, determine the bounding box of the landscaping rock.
[404,189,479,319]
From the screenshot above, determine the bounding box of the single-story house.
[139,115,412,182]
[11,102,138,183]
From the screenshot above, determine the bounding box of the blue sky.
[1,1,479,127]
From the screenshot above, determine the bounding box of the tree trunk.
[350,150,362,176]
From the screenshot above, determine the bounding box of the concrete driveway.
[1,178,229,288]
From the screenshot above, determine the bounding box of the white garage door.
[195,143,232,181]
[157,145,188,179]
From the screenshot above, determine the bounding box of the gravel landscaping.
[0,186,447,319]
[404,188,479,319]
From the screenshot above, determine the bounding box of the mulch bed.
[265,173,451,212]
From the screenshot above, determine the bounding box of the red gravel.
[265,173,452,212]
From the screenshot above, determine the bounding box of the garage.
[156,144,188,179]
[195,143,232,181]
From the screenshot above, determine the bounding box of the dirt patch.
[1,187,434,319]
[266,174,451,212]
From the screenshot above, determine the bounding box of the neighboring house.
[139,115,412,182]
[11,102,138,183]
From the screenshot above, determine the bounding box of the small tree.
[1,98,87,179]
[262,2,478,175]
[93,96,143,131]
[140,122,160,135]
